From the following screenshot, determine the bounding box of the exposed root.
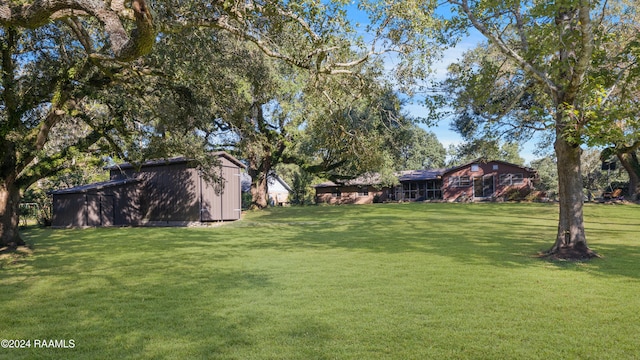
[539,244,601,261]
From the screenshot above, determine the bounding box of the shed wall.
[133,163,200,224]
[201,159,242,221]
[52,193,86,227]
[51,181,141,227]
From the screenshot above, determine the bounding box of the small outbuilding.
[51,152,245,227]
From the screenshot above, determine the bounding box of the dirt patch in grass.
[0,245,33,268]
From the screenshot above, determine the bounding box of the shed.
[51,178,141,227]
[51,151,245,227]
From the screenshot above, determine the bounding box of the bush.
[503,187,533,202]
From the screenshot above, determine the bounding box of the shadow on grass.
[3,203,640,358]
[241,203,552,258]
[239,202,640,279]
[3,227,279,359]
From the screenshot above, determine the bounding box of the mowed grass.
[1,203,640,359]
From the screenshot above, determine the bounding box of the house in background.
[267,175,292,206]
[442,160,537,201]
[393,169,447,201]
[241,173,292,207]
[51,151,245,227]
[314,173,386,205]
[314,159,538,204]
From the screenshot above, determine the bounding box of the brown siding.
[112,182,142,225]
[442,161,534,201]
[52,193,86,227]
[315,186,387,205]
[52,181,141,227]
[201,160,242,221]
[133,163,200,224]
[53,152,244,227]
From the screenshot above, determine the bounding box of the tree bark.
[545,122,598,260]
[246,144,271,210]
[616,151,640,201]
[0,0,154,61]
[249,169,269,209]
[0,180,24,248]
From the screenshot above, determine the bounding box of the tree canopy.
[1,0,449,245]
[429,0,639,259]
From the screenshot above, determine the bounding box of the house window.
[493,164,499,170]
[512,173,524,184]
[332,189,342,198]
[499,173,524,185]
[358,187,369,197]
[471,164,480,172]
[449,176,471,187]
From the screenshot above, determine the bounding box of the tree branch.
[0,0,154,61]
[566,0,594,99]
[452,0,559,99]
[16,126,109,189]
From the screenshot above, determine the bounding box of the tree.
[447,140,524,167]
[144,1,447,210]
[1,0,154,247]
[530,156,558,199]
[1,0,448,243]
[1,0,454,245]
[390,125,446,170]
[148,28,406,209]
[436,0,639,259]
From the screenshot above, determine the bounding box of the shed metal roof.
[106,151,246,171]
[49,178,141,195]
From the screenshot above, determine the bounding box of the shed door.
[86,195,114,226]
[200,178,222,221]
[101,195,115,226]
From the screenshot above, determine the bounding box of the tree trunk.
[0,180,24,248]
[545,133,598,260]
[247,153,271,210]
[250,173,269,209]
[616,151,640,201]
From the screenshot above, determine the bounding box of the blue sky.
[343,2,541,164]
[406,40,543,164]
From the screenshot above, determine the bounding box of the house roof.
[313,159,538,188]
[442,159,537,176]
[269,175,293,192]
[49,178,141,195]
[106,151,246,171]
[396,169,447,182]
[314,173,382,188]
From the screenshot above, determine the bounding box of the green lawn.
[1,203,640,359]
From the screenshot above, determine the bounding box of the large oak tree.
[1,0,448,245]
[1,0,153,247]
[438,0,638,259]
